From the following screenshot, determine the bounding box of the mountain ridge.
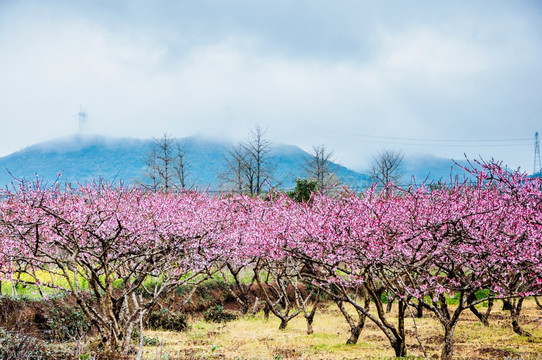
[0,134,368,190]
[0,134,477,191]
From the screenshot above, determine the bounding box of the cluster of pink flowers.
[0,161,540,358]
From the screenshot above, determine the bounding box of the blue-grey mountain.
[0,135,478,191]
[0,135,368,190]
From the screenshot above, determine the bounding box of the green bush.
[0,295,92,343]
[287,178,318,203]
[0,328,71,360]
[132,330,161,347]
[475,289,490,300]
[40,305,91,342]
[446,292,461,305]
[380,292,390,304]
[147,309,189,332]
[203,305,238,323]
[142,336,160,346]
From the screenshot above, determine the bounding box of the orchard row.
[0,161,541,359]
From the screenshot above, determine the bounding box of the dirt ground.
[141,298,542,360]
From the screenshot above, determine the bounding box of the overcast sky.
[1,1,541,171]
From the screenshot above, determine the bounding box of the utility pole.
[534,132,541,175]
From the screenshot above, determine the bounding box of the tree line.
[142,125,405,194]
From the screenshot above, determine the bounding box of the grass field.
[139,299,542,360]
[2,274,541,359]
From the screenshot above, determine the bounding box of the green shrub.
[40,305,91,342]
[447,292,461,305]
[380,292,390,304]
[287,178,318,203]
[0,295,92,343]
[475,289,490,300]
[143,336,160,346]
[0,328,71,360]
[132,330,161,347]
[147,309,189,332]
[203,305,238,323]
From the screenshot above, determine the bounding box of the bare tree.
[143,146,161,191]
[142,133,191,192]
[304,144,339,191]
[153,133,174,192]
[370,149,404,188]
[221,125,274,195]
[173,140,191,190]
[220,144,253,194]
[244,125,274,195]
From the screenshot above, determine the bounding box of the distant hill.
[401,154,474,185]
[0,135,483,191]
[0,135,369,190]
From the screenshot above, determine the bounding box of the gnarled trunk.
[440,323,457,360]
[253,265,302,330]
[304,305,316,335]
[468,293,493,326]
[510,298,531,337]
[336,297,369,345]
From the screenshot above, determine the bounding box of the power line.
[347,139,530,148]
[343,133,531,147]
[348,133,531,143]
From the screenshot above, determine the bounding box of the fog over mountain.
[0,135,368,190]
[0,134,480,191]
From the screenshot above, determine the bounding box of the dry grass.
[140,299,542,360]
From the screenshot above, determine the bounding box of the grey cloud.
[0,0,541,172]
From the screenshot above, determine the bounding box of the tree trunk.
[304,303,317,335]
[468,293,490,326]
[346,325,361,345]
[362,282,406,357]
[301,290,320,335]
[393,299,406,357]
[416,300,423,318]
[135,313,144,360]
[386,298,394,313]
[224,264,254,316]
[510,298,531,337]
[502,299,513,311]
[483,298,494,325]
[264,303,270,321]
[336,298,369,345]
[306,315,314,335]
[278,318,288,330]
[252,297,260,315]
[392,339,406,358]
[440,324,456,360]
[534,296,542,309]
[239,303,248,315]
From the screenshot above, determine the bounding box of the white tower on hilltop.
[78,105,88,133]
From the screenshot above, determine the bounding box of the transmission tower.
[535,132,541,175]
[78,105,87,133]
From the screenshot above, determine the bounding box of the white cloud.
[0,1,541,172]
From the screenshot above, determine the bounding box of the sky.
[0,0,541,172]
